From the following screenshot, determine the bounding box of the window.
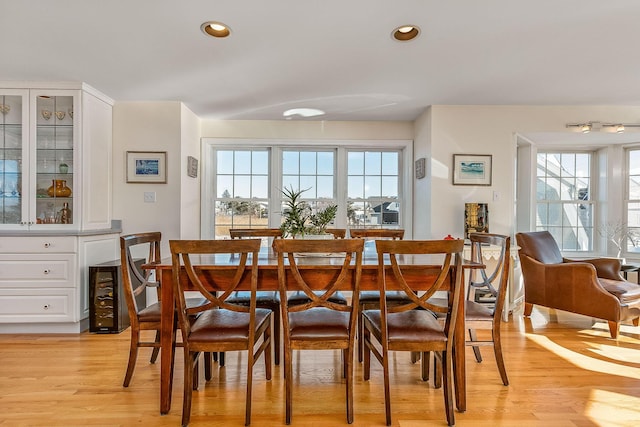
[347,151,400,227]
[212,149,270,238]
[282,150,336,214]
[202,140,411,239]
[536,152,593,251]
[626,148,640,253]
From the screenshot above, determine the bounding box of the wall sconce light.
[566,121,640,134]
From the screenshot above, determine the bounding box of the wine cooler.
[89,259,145,333]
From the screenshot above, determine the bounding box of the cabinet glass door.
[0,93,26,225]
[34,95,74,225]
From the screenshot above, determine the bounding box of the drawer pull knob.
[44,243,51,248]
[43,304,50,310]
[43,269,51,275]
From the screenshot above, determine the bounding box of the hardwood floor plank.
[1,307,640,426]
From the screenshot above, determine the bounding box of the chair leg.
[123,329,140,387]
[411,351,421,363]
[150,330,161,363]
[264,324,273,380]
[492,329,509,386]
[346,345,354,424]
[442,350,455,426]
[363,326,371,381]
[182,351,194,427]
[468,329,482,362]
[608,320,620,339]
[433,352,442,389]
[421,351,429,381]
[204,352,212,381]
[358,304,364,363]
[220,352,226,366]
[633,317,640,327]
[193,354,199,391]
[284,346,293,425]
[245,350,254,426]
[524,302,533,316]
[382,347,391,426]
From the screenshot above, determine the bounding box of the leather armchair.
[516,231,640,338]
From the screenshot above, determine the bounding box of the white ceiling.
[2,0,640,126]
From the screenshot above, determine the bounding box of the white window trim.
[201,138,413,239]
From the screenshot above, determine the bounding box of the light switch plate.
[144,191,156,203]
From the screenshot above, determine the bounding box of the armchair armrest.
[563,257,622,280]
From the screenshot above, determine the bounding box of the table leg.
[160,268,175,415]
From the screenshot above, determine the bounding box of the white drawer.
[0,288,75,323]
[0,254,76,287]
[0,236,77,253]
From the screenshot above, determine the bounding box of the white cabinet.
[0,82,119,333]
[0,233,120,333]
[0,82,113,231]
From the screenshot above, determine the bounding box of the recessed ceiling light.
[283,108,325,119]
[201,21,231,38]
[392,25,420,41]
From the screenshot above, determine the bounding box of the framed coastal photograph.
[126,151,167,183]
[452,154,492,186]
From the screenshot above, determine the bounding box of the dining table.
[153,245,482,415]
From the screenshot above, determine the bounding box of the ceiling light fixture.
[392,25,420,41]
[201,21,231,38]
[283,108,325,119]
[566,121,640,134]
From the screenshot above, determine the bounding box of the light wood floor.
[2,306,640,427]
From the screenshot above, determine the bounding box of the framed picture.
[126,151,167,183]
[452,154,492,186]
[187,156,198,178]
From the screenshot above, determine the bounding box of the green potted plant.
[280,185,337,238]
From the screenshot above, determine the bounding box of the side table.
[620,264,640,284]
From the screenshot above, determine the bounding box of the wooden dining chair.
[325,228,347,239]
[170,238,272,426]
[348,228,410,363]
[430,233,510,387]
[362,239,464,426]
[120,232,211,387]
[273,238,364,425]
[228,228,283,365]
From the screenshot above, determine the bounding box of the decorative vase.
[59,163,69,174]
[47,179,72,197]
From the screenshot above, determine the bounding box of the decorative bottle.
[59,202,71,224]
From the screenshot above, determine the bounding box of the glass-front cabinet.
[0,89,77,229]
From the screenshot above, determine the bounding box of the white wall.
[179,104,202,239]
[112,101,183,253]
[414,105,640,240]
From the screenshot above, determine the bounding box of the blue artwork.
[135,159,159,176]
[460,161,485,179]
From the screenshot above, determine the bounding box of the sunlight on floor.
[586,389,640,426]
[525,333,640,378]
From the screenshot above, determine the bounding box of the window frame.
[535,150,596,252]
[200,139,413,239]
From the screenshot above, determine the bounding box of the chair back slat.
[349,228,404,240]
[467,233,510,317]
[120,232,162,322]
[374,239,464,341]
[273,239,364,313]
[169,239,261,337]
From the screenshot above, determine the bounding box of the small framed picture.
[452,154,492,186]
[415,157,426,179]
[187,156,198,178]
[126,151,167,183]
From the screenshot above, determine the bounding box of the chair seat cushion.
[138,297,207,323]
[287,290,347,306]
[465,300,494,321]
[599,278,640,304]
[363,309,446,343]
[227,291,280,305]
[359,291,412,303]
[288,308,350,341]
[189,308,271,343]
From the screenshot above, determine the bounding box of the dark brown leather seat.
[170,238,272,426]
[516,231,640,338]
[273,238,364,425]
